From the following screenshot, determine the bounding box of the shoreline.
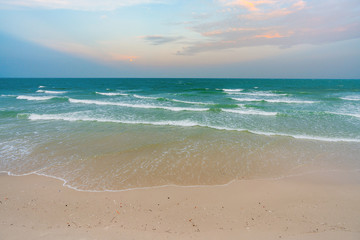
[1,170,360,239]
[1,168,359,193]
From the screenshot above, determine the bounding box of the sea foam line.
[327,112,360,119]
[206,125,360,143]
[36,90,67,94]
[68,98,209,112]
[16,95,57,101]
[223,89,243,92]
[133,94,159,100]
[28,114,199,127]
[2,168,359,193]
[340,96,360,101]
[232,98,315,104]
[27,113,360,143]
[229,92,287,97]
[171,99,211,105]
[96,92,128,96]
[222,109,278,116]
[1,94,17,97]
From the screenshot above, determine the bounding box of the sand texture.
[0,171,360,240]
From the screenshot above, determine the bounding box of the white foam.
[28,113,360,143]
[231,98,264,102]
[38,86,45,88]
[1,94,16,97]
[16,95,55,101]
[328,112,360,118]
[223,89,244,92]
[231,92,287,97]
[205,125,360,143]
[266,99,315,104]
[28,114,199,127]
[272,133,360,143]
[171,99,210,105]
[68,98,209,112]
[96,92,128,96]
[36,90,67,94]
[133,94,158,100]
[222,109,278,116]
[340,96,360,101]
[232,98,315,104]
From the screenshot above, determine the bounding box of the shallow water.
[1,78,360,190]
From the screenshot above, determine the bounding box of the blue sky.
[0,0,359,78]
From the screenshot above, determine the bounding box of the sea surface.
[1,78,360,191]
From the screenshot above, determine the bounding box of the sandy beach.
[1,170,359,240]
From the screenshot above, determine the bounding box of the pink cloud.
[178,0,360,55]
[254,32,285,38]
[221,0,276,11]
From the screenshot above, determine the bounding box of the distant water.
[1,78,360,191]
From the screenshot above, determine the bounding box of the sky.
[0,0,359,78]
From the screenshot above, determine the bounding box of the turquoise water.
[1,78,360,190]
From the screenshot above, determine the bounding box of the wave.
[36,90,67,94]
[68,98,209,112]
[222,109,278,116]
[266,99,315,104]
[327,112,360,119]
[171,99,210,105]
[232,98,315,104]
[205,125,360,143]
[0,110,23,118]
[133,94,158,100]
[223,89,243,92]
[340,96,360,101]
[96,92,128,96]
[230,92,287,97]
[1,94,16,97]
[27,113,360,143]
[28,114,199,127]
[38,86,45,88]
[16,95,57,101]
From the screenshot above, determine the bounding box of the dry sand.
[0,170,359,240]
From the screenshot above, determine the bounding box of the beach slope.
[0,171,359,240]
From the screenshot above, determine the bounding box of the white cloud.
[0,0,167,11]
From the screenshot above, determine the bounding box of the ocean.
[1,78,359,191]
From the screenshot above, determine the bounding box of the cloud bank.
[142,35,183,45]
[178,0,360,55]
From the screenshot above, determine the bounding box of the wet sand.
[0,170,359,240]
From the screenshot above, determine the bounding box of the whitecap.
[96,92,128,96]
[223,88,244,92]
[222,109,278,116]
[16,95,56,101]
[266,99,315,104]
[340,96,360,101]
[171,99,210,105]
[28,114,199,127]
[133,94,158,100]
[1,94,16,97]
[230,92,286,97]
[232,98,315,104]
[36,90,67,94]
[68,98,209,112]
